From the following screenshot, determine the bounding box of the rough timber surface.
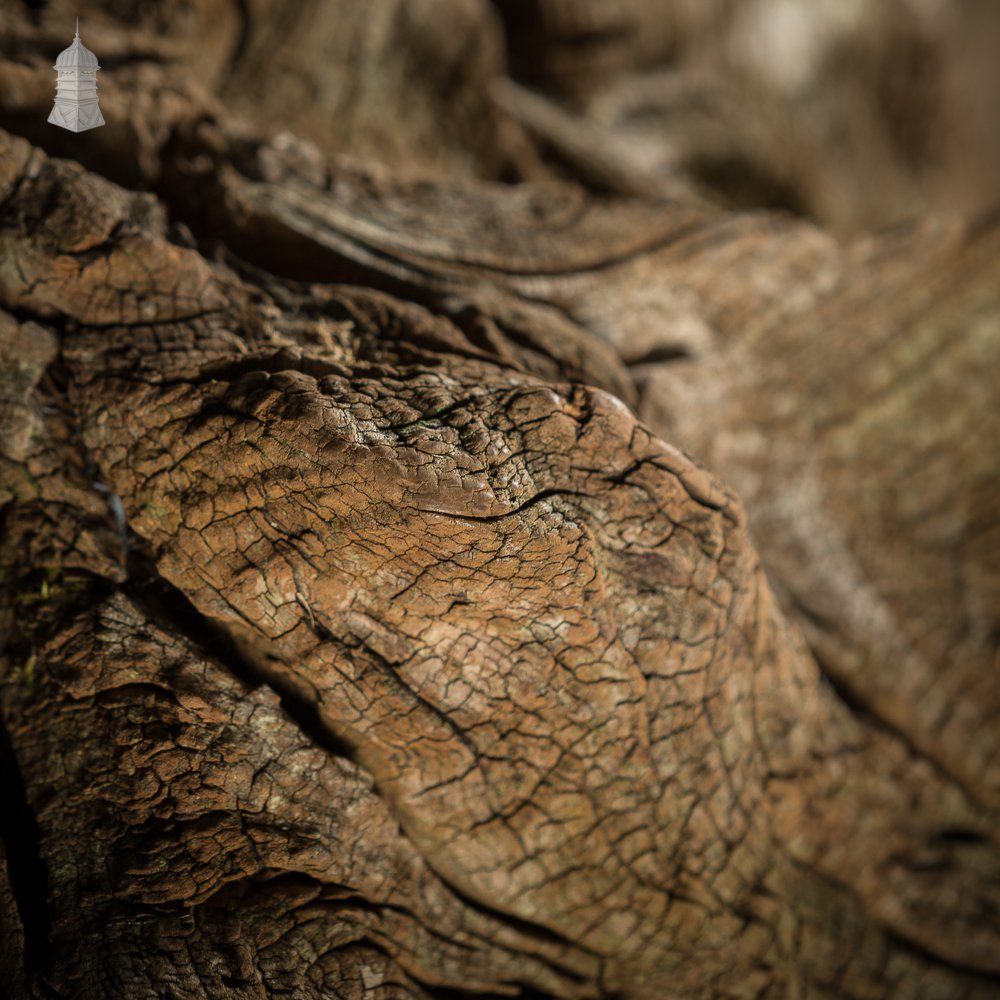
[0,2,999,998]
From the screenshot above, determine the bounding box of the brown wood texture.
[1,3,998,998]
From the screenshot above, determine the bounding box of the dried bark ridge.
[155,117,1000,817]
[0,132,998,997]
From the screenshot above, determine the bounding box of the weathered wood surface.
[3,1,1000,222]
[1,2,999,998]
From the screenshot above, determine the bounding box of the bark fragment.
[0,4,998,996]
[1,127,998,998]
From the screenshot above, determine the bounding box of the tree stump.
[1,3,998,998]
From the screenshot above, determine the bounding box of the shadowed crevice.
[120,541,359,767]
[0,717,54,985]
[884,931,1000,985]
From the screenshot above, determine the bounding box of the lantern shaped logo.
[48,18,105,133]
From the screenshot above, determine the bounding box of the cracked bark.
[1,4,999,999]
